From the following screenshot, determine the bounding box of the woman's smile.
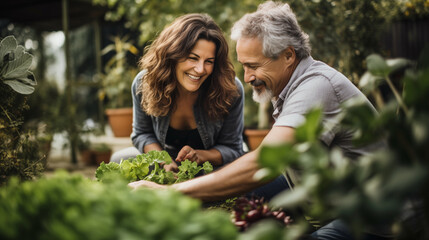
[187,73,201,81]
[175,39,216,93]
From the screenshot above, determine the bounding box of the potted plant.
[243,100,274,151]
[92,143,112,165]
[100,35,139,137]
[77,136,93,165]
[243,100,273,151]
[78,138,112,166]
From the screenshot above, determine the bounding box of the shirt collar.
[272,56,314,119]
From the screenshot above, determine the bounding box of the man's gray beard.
[252,87,273,103]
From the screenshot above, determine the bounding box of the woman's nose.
[194,61,205,74]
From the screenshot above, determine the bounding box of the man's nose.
[244,69,255,83]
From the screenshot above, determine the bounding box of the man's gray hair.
[231,1,311,60]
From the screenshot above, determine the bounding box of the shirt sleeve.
[212,77,245,164]
[274,75,342,146]
[130,70,161,152]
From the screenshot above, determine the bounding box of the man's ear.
[282,47,296,66]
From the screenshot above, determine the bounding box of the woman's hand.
[163,160,179,172]
[176,145,200,164]
[128,180,167,190]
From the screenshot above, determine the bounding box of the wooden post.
[62,0,77,164]
[93,19,105,132]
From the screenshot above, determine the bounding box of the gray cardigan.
[131,70,245,165]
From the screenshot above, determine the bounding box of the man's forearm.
[172,151,267,201]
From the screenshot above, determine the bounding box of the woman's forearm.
[143,143,163,153]
[195,149,223,166]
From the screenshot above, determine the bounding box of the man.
[129,2,391,239]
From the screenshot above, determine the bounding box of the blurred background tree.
[1,0,427,162]
[92,0,428,128]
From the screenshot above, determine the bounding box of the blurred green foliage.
[392,0,429,20]
[256,50,429,239]
[92,0,263,46]
[91,0,429,80]
[0,171,238,239]
[99,35,139,109]
[92,0,429,128]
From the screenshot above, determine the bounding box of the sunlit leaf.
[0,35,36,94]
[0,36,17,66]
[270,186,308,208]
[253,168,275,181]
[339,97,383,145]
[258,144,298,175]
[358,71,384,94]
[386,58,411,73]
[366,54,390,77]
[3,80,35,94]
[295,108,323,142]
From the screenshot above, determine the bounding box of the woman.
[110,13,245,171]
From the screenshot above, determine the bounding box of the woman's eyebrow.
[190,52,215,60]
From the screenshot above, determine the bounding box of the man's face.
[236,37,290,103]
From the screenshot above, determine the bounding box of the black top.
[165,126,204,162]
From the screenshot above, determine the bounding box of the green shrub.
[0,171,238,240]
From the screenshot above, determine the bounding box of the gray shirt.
[273,56,383,188]
[275,56,393,237]
[131,70,245,165]
[273,56,378,159]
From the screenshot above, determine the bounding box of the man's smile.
[251,79,266,93]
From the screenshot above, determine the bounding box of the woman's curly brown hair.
[138,13,238,120]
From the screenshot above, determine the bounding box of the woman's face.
[175,39,216,94]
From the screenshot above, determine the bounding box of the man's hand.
[163,160,179,172]
[176,145,200,164]
[128,180,167,190]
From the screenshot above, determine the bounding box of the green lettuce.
[96,150,213,184]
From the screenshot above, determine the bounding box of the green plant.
[0,36,36,94]
[0,171,238,239]
[92,0,262,45]
[390,0,429,21]
[0,35,44,185]
[99,35,139,109]
[96,150,213,184]
[91,143,112,153]
[253,51,429,239]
